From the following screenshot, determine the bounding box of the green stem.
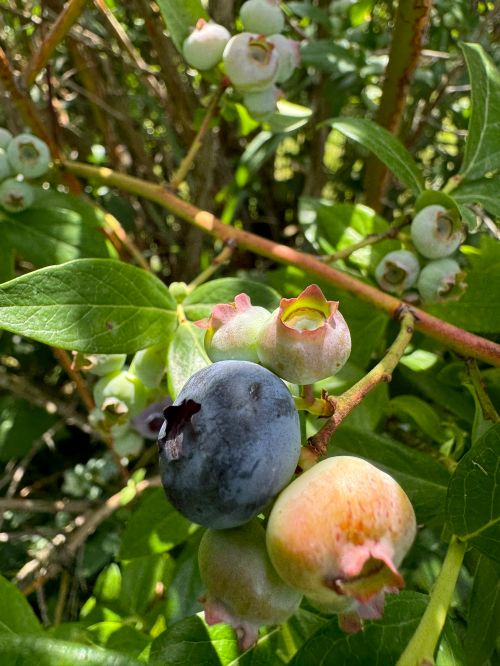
[61,160,500,367]
[397,536,467,666]
[465,358,500,423]
[294,395,333,417]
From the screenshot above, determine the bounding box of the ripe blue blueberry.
[158,360,301,529]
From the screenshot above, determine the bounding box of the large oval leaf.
[0,259,177,353]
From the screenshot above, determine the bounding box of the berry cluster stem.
[61,160,500,367]
[304,310,415,459]
[396,536,467,666]
[320,218,410,263]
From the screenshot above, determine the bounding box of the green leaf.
[119,488,193,560]
[167,321,210,398]
[0,243,15,282]
[387,395,449,444]
[0,190,113,268]
[0,395,58,461]
[150,616,238,666]
[0,575,42,635]
[120,555,164,615]
[453,177,500,218]
[328,117,425,195]
[165,531,204,625]
[183,277,280,321]
[446,424,500,561]
[464,555,500,666]
[459,43,500,180]
[0,634,142,665]
[86,623,150,658]
[328,425,450,525]
[289,592,461,666]
[155,0,208,53]
[0,259,177,353]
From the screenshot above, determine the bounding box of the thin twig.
[24,0,89,88]
[52,348,94,412]
[61,161,500,367]
[186,242,235,293]
[320,219,410,262]
[465,359,500,424]
[0,498,94,513]
[304,310,416,461]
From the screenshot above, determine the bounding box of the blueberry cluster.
[156,285,417,648]
[182,0,301,120]
[78,346,168,457]
[0,129,50,213]
[374,204,467,304]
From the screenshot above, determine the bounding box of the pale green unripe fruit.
[268,34,300,82]
[240,0,285,36]
[129,345,166,389]
[93,370,149,418]
[223,33,279,92]
[182,19,231,70]
[199,520,302,650]
[0,178,34,212]
[374,250,420,294]
[113,428,144,457]
[243,86,280,120]
[0,148,13,180]
[80,353,127,377]
[411,205,464,259]
[417,258,466,304]
[7,133,50,178]
[0,128,13,149]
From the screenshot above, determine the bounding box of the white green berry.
[7,133,51,179]
[0,178,34,212]
[243,85,280,120]
[417,258,466,304]
[411,205,464,259]
[182,19,231,70]
[268,34,300,82]
[240,0,285,36]
[223,33,279,92]
[375,250,420,294]
[0,148,13,180]
[0,128,13,150]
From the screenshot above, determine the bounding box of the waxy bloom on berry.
[256,284,351,384]
[196,293,271,363]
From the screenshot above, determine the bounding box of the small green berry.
[129,345,167,389]
[240,0,285,36]
[93,370,149,418]
[113,428,144,457]
[268,34,300,83]
[0,148,13,180]
[223,33,279,92]
[411,205,464,259]
[417,258,466,304]
[374,250,420,294]
[7,133,51,179]
[182,19,231,70]
[243,85,280,120]
[0,178,34,212]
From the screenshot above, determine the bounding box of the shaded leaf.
[464,555,500,666]
[0,259,177,353]
[0,395,58,461]
[446,424,500,561]
[0,575,42,635]
[119,488,192,560]
[120,554,164,615]
[460,43,500,180]
[329,117,424,195]
[454,177,500,218]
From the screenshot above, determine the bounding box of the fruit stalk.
[305,309,415,459]
[61,160,500,367]
[396,536,467,666]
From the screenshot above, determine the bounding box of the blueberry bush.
[0,1,499,665]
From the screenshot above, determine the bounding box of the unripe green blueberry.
[256,284,351,384]
[182,19,231,70]
[240,0,285,36]
[268,34,301,83]
[93,370,149,419]
[374,250,420,294]
[7,133,51,178]
[411,205,464,259]
[0,128,13,150]
[243,85,280,120]
[0,148,13,180]
[78,353,127,376]
[129,344,166,389]
[223,33,279,92]
[266,456,416,633]
[417,258,466,304]
[199,520,302,650]
[0,178,34,212]
[197,293,271,363]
